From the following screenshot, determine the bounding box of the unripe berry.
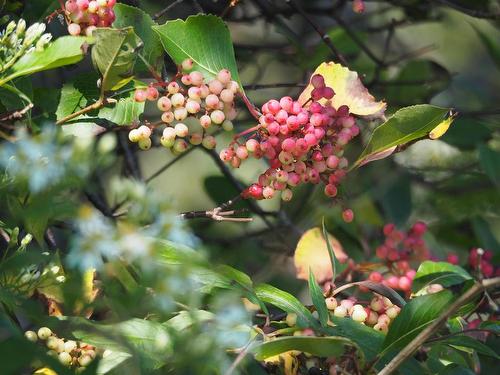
[88,1,98,13]
[157,96,172,112]
[188,86,201,100]
[128,129,140,142]
[373,322,388,333]
[365,309,379,325]
[205,94,219,109]
[411,221,427,236]
[220,88,234,103]
[161,111,174,123]
[222,120,234,131]
[235,145,249,160]
[351,305,368,322]
[386,305,400,319]
[181,58,194,71]
[134,89,147,103]
[208,79,223,95]
[173,139,188,153]
[246,139,259,152]
[138,138,152,150]
[217,69,232,84]
[174,107,188,121]
[262,186,275,199]
[378,314,390,325]
[199,114,211,129]
[58,351,72,366]
[342,209,354,223]
[427,284,444,294]
[78,354,93,367]
[68,23,81,36]
[286,313,297,327]
[137,125,152,139]
[322,87,334,99]
[85,26,97,37]
[174,123,189,137]
[181,74,192,85]
[370,298,384,312]
[326,155,339,169]
[187,133,202,146]
[340,299,355,310]
[210,109,225,124]
[186,100,201,114]
[161,136,175,148]
[63,340,77,353]
[226,80,239,94]
[167,81,180,94]
[202,136,216,149]
[189,71,204,86]
[25,330,38,342]
[325,297,338,310]
[37,327,52,340]
[281,188,293,201]
[46,336,61,351]
[171,93,185,107]
[333,305,347,318]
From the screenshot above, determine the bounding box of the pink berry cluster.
[325,295,401,333]
[130,59,239,154]
[64,0,116,36]
[366,222,430,293]
[220,74,359,207]
[467,248,497,278]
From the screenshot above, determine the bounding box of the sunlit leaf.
[294,227,347,284]
[298,62,386,117]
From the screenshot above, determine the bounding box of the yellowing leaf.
[298,62,386,118]
[294,228,347,284]
[429,112,456,139]
[34,368,58,375]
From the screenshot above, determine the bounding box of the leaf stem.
[56,98,107,125]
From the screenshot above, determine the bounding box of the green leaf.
[91,27,141,92]
[163,310,214,332]
[438,364,475,375]
[354,105,453,168]
[153,15,241,86]
[255,284,317,328]
[251,336,359,362]
[438,335,499,359]
[412,261,473,292]
[308,270,328,327]
[479,320,500,333]
[473,25,500,71]
[99,87,145,125]
[113,4,164,72]
[0,36,88,86]
[479,144,500,187]
[381,290,454,353]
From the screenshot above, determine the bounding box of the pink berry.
[369,271,383,283]
[324,184,337,197]
[398,276,412,291]
[311,74,325,88]
[342,209,354,223]
[67,23,81,36]
[447,253,459,265]
[146,86,159,101]
[411,221,427,236]
[134,89,147,103]
[217,69,232,84]
[157,96,172,111]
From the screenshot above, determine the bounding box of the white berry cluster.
[129,59,239,154]
[25,327,99,371]
[325,295,401,333]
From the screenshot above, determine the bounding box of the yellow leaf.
[429,111,456,139]
[294,228,347,284]
[34,368,58,375]
[298,62,386,118]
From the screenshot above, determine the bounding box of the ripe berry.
[370,298,384,312]
[311,74,325,89]
[189,71,204,86]
[146,86,159,101]
[67,23,81,35]
[342,209,354,223]
[217,69,232,84]
[208,79,223,95]
[37,327,52,340]
[411,221,427,236]
[134,89,147,103]
[167,82,180,94]
[369,271,383,283]
[220,89,234,103]
[447,253,459,265]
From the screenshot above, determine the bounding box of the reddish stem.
[238,92,261,120]
[233,124,262,141]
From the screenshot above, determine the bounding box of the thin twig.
[153,0,186,20]
[377,277,500,375]
[285,0,348,66]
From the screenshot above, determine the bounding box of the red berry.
[369,271,383,283]
[342,209,354,223]
[446,253,459,265]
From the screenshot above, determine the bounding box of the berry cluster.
[25,327,99,371]
[366,222,430,293]
[468,248,497,278]
[221,74,359,210]
[325,295,400,333]
[64,0,116,36]
[129,60,239,154]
